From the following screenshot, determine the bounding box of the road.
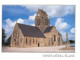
[2,45,75,53]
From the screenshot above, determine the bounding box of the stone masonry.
[10,9,63,47]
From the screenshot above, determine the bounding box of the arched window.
[54,35,56,42]
[45,19,48,25]
[37,19,40,26]
[33,39,34,44]
[26,38,27,44]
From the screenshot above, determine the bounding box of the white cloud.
[3,5,75,41]
[3,17,36,40]
[68,28,75,40]
[22,5,75,18]
[55,18,75,41]
[3,18,25,40]
[55,18,70,30]
[17,18,25,23]
[69,34,75,40]
[70,28,75,34]
[28,14,36,21]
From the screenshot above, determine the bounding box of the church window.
[26,38,27,44]
[37,19,40,26]
[45,19,48,25]
[54,35,56,42]
[33,39,34,44]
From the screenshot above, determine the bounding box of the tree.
[5,36,11,46]
[2,28,6,45]
[69,40,75,44]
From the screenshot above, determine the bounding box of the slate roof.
[17,23,45,38]
[43,26,53,33]
[44,26,62,36]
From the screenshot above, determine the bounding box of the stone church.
[10,9,63,47]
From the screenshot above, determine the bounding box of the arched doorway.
[38,43,40,47]
[54,35,56,42]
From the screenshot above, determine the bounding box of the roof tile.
[17,23,45,38]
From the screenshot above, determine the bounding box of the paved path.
[2,45,75,53]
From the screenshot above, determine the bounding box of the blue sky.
[2,5,75,41]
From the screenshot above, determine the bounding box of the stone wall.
[44,26,63,46]
[10,23,45,47]
[10,9,63,48]
[10,23,24,47]
[23,37,45,47]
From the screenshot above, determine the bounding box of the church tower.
[35,9,50,33]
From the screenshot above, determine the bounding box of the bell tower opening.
[35,9,50,33]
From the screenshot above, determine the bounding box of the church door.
[38,43,40,47]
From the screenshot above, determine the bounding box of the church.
[10,9,63,47]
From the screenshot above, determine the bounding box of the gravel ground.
[2,45,75,53]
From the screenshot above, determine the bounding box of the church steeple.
[35,9,50,33]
